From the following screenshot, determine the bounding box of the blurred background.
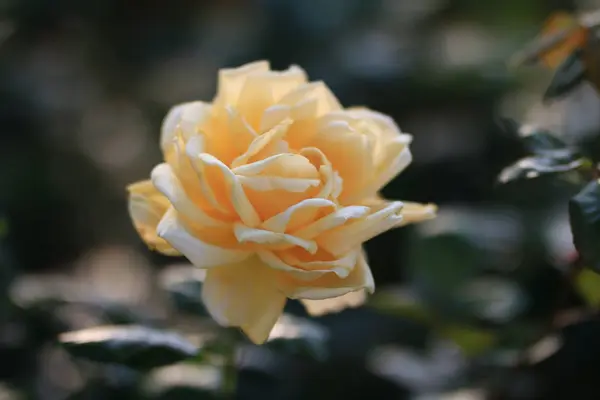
[2,0,600,399]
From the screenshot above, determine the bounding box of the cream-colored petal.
[127,180,180,256]
[292,205,370,239]
[233,223,317,254]
[196,154,262,227]
[301,290,368,316]
[236,72,276,129]
[397,202,438,226]
[226,106,257,154]
[160,102,212,153]
[201,256,286,344]
[311,119,375,204]
[151,163,227,227]
[317,201,403,256]
[257,251,343,280]
[278,81,342,116]
[184,135,233,216]
[298,147,343,200]
[344,137,412,203]
[157,208,250,268]
[215,61,270,106]
[234,153,321,193]
[277,248,359,279]
[260,105,291,133]
[237,176,321,192]
[262,198,336,233]
[232,153,319,179]
[279,250,374,300]
[230,120,292,168]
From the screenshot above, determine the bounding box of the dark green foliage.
[59,325,198,370]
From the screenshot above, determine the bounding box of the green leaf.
[576,268,600,307]
[499,153,584,183]
[59,325,198,370]
[569,180,600,272]
[521,129,569,154]
[368,288,433,324]
[142,364,220,399]
[265,314,329,362]
[440,325,497,357]
[161,266,207,317]
[544,50,585,101]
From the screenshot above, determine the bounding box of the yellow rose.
[127,61,436,344]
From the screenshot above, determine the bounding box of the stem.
[219,328,240,399]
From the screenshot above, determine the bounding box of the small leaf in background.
[575,268,600,307]
[544,50,586,101]
[265,314,329,362]
[368,287,433,324]
[440,325,497,357]
[458,278,526,324]
[569,180,600,272]
[59,325,198,370]
[142,364,220,399]
[520,126,569,153]
[499,153,584,183]
[160,265,207,317]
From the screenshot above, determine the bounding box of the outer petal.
[160,102,212,155]
[361,197,437,227]
[397,202,438,226]
[301,290,368,317]
[317,201,404,257]
[215,61,270,107]
[278,249,374,300]
[157,208,251,268]
[202,256,287,344]
[151,163,228,227]
[127,180,180,256]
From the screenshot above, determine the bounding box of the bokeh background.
[2,0,600,399]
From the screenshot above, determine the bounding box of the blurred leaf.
[457,278,526,324]
[60,325,198,370]
[521,129,569,153]
[543,50,585,101]
[161,266,207,317]
[440,325,497,357]
[575,269,600,307]
[499,153,584,183]
[265,314,329,362]
[570,180,600,272]
[142,364,220,400]
[368,288,433,324]
[409,233,480,313]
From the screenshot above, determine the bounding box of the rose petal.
[317,201,404,256]
[151,163,227,227]
[277,247,359,279]
[160,102,212,154]
[278,249,374,300]
[215,61,270,107]
[195,154,262,227]
[157,208,250,268]
[278,81,342,116]
[301,290,368,316]
[292,205,370,239]
[202,256,286,344]
[231,119,292,168]
[234,223,317,254]
[127,180,180,256]
[257,251,341,280]
[262,198,336,233]
[397,202,438,226]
